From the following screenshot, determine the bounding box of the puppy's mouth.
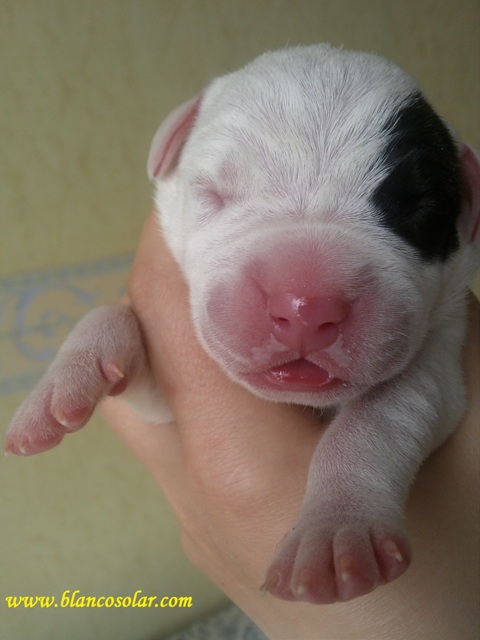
[248,358,345,393]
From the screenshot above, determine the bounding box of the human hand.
[101,212,480,640]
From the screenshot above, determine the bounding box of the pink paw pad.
[4,358,127,456]
[4,306,144,457]
[262,523,410,604]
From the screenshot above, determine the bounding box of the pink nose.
[267,293,349,353]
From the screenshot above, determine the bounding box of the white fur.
[6,44,480,603]
[149,45,480,602]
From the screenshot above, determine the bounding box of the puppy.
[6,44,480,604]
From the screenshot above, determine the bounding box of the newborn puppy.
[6,44,480,604]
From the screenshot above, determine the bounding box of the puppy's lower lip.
[263,359,339,391]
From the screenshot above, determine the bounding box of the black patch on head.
[371,93,461,261]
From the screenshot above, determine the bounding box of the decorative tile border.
[0,254,133,397]
[165,605,267,640]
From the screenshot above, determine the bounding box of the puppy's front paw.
[5,305,144,456]
[262,515,410,604]
[5,355,126,456]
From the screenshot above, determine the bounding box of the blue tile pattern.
[165,605,268,640]
[0,254,133,397]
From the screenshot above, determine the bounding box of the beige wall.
[1,2,479,639]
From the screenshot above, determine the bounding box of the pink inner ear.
[459,144,480,243]
[147,95,202,180]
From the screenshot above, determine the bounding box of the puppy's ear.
[458,144,480,244]
[147,96,202,180]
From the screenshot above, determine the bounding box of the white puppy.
[6,45,480,604]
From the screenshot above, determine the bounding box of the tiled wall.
[1,2,478,639]
[0,255,132,397]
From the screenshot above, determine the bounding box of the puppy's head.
[149,44,480,406]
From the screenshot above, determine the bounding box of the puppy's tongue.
[267,359,331,387]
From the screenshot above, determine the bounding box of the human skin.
[101,212,479,640]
